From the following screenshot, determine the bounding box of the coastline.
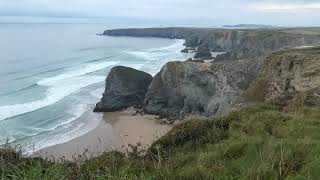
[33,108,171,161]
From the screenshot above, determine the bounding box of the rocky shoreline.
[103,27,320,61]
[95,60,261,121]
[95,28,320,122]
[3,27,320,179]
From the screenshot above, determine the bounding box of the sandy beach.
[33,109,171,161]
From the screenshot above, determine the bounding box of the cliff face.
[94,66,153,112]
[98,28,320,117]
[103,28,320,60]
[241,47,320,108]
[144,60,261,119]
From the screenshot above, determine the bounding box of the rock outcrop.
[194,46,213,60]
[103,28,320,60]
[241,47,320,108]
[144,60,261,119]
[94,66,153,112]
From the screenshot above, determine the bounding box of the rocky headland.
[95,60,260,121]
[144,60,260,119]
[104,27,320,60]
[96,28,320,121]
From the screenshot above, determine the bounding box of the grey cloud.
[0,0,319,26]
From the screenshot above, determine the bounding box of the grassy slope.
[1,105,320,179]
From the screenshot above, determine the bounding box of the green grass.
[1,105,320,179]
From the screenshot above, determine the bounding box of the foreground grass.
[1,105,320,179]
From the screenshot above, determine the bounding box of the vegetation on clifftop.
[1,105,320,179]
[241,47,320,110]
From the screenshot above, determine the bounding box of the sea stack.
[94,66,153,112]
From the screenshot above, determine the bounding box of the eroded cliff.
[241,47,320,108]
[103,27,320,60]
[144,60,261,119]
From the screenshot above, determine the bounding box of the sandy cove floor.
[33,109,171,161]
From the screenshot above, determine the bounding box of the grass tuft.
[1,105,320,179]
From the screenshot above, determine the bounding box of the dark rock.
[181,49,189,53]
[94,66,153,112]
[144,60,261,119]
[214,52,234,61]
[194,46,213,60]
[181,47,196,53]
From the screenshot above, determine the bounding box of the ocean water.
[0,23,192,153]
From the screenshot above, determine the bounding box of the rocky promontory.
[94,66,153,112]
[103,27,320,60]
[97,28,320,119]
[144,60,261,119]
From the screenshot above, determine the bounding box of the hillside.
[1,47,320,179]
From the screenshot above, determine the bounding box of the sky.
[0,0,320,26]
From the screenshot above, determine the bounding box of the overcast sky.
[0,0,320,26]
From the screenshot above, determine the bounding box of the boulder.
[94,66,153,112]
[144,60,260,119]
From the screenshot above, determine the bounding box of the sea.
[0,21,192,154]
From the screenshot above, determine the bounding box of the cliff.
[103,27,320,60]
[241,47,320,109]
[144,60,261,119]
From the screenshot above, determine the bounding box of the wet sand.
[33,109,171,161]
[107,109,171,152]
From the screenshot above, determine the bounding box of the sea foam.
[0,76,105,121]
[126,39,185,61]
[0,60,119,121]
[25,110,103,155]
[38,61,119,85]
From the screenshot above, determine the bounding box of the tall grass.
[1,105,320,179]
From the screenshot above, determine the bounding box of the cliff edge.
[241,47,320,109]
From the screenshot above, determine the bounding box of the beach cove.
[33,108,171,161]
